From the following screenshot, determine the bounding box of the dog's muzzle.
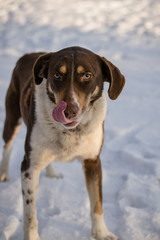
[52,101,79,128]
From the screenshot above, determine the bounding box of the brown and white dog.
[0,46,125,240]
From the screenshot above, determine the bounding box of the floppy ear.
[33,53,52,85]
[101,57,125,100]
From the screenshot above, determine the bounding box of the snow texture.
[0,0,160,239]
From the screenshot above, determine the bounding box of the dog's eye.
[81,73,92,82]
[54,73,62,80]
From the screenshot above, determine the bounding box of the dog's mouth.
[63,121,78,128]
[52,101,79,128]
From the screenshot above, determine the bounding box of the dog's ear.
[33,53,52,85]
[100,57,125,100]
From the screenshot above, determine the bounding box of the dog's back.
[6,53,44,125]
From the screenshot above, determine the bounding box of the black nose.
[64,103,79,119]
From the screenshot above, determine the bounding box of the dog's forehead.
[49,47,98,71]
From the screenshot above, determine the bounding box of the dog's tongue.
[52,101,72,124]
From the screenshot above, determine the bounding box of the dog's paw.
[103,232,119,240]
[24,230,40,240]
[92,231,119,240]
[92,214,119,240]
[0,171,8,182]
[24,236,40,240]
[45,164,63,179]
[46,171,63,179]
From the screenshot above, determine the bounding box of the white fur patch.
[0,119,22,181]
[0,145,12,181]
[45,163,62,178]
[48,82,54,94]
[21,168,40,240]
[91,214,118,240]
[69,59,80,108]
[92,214,108,238]
[71,87,80,108]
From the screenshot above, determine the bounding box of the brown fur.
[84,157,103,214]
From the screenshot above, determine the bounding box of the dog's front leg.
[21,156,40,240]
[83,158,119,240]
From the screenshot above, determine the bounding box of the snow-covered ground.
[0,0,160,239]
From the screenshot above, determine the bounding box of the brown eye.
[81,73,92,81]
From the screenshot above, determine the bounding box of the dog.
[0,46,125,240]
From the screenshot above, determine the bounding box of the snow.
[0,0,160,239]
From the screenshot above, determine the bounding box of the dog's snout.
[64,103,79,119]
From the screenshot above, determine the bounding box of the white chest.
[30,121,103,168]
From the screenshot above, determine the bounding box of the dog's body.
[0,47,125,240]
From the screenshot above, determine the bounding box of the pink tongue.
[52,101,72,124]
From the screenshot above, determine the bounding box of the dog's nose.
[64,103,79,119]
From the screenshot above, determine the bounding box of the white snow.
[0,0,160,239]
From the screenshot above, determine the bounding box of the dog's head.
[33,46,125,129]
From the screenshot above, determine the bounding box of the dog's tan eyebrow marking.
[77,66,85,74]
[59,65,67,74]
